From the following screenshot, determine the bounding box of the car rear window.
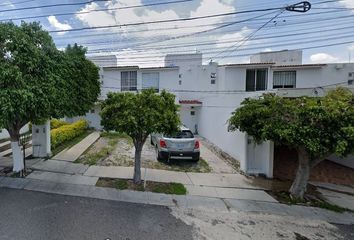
[165,130,194,139]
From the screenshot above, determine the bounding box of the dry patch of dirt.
[78,133,211,173]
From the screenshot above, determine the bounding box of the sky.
[2,0,354,66]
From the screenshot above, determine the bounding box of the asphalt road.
[0,188,193,240]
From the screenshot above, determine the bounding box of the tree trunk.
[8,127,24,172]
[289,147,310,199]
[133,143,143,184]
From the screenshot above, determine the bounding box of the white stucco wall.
[191,92,264,172]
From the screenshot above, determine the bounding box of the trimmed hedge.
[51,119,88,149]
[50,119,69,129]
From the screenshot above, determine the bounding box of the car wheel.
[192,157,200,162]
[156,146,163,161]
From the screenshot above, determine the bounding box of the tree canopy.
[101,89,180,183]
[0,21,100,172]
[228,88,354,198]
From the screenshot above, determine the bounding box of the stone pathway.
[199,142,235,174]
[318,188,354,211]
[31,159,88,175]
[52,132,100,162]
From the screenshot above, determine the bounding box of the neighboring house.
[72,50,354,180]
[0,125,30,140]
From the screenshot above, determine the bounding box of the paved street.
[0,188,353,240]
[0,188,193,240]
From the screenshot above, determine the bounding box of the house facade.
[72,50,354,178]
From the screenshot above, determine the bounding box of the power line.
[85,38,354,64]
[0,0,111,13]
[86,23,354,58]
[0,0,35,7]
[68,24,354,53]
[211,10,285,60]
[0,0,194,22]
[52,9,354,42]
[48,8,286,33]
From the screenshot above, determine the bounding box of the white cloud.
[348,44,354,51]
[47,16,72,35]
[310,53,339,63]
[74,0,242,65]
[262,48,272,52]
[340,0,354,9]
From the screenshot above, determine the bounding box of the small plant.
[51,119,88,149]
[96,178,187,195]
[116,179,128,190]
[312,201,346,213]
[150,182,187,195]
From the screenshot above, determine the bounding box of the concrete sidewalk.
[52,132,100,162]
[84,165,262,189]
[0,177,353,225]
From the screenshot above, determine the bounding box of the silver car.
[151,126,200,162]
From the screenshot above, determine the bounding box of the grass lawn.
[96,178,187,195]
[51,130,92,156]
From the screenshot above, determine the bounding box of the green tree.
[228,88,354,199]
[0,22,100,172]
[100,89,180,183]
[55,44,100,118]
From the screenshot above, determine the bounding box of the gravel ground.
[81,136,212,172]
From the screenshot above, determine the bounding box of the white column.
[32,120,51,158]
[11,142,24,172]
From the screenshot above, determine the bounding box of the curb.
[0,176,354,225]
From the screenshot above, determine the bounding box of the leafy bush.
[51,119,88,149]
[50,119,69,129]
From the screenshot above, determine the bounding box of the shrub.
[50,119,69,129]
[51,119,88,149]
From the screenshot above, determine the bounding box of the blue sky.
[2,0,354,66]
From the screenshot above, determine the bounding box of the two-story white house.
[71,50,354,180]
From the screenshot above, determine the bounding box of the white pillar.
[12,142,24,172]
[32,120,51,158]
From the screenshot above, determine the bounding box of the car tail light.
[159,139,167,148]
[194,140,200,149]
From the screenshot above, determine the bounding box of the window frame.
[272,70,296,89]
[245,68,268,92]
[121,71,137,91]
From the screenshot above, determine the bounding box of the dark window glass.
[166,130,194,139]
[246,69,256,91]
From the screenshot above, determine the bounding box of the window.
[121,71,137,91]
[142,72,159,92]
[246,69,268,91]
[191,111,195,116]
[273,71,296,89]
[90,109,95,114]
[211,72,216,84]
[165,130,194,139]
[179,80,182,85]
[179,74,182,78]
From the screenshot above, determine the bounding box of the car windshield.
[165,130,194,139]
